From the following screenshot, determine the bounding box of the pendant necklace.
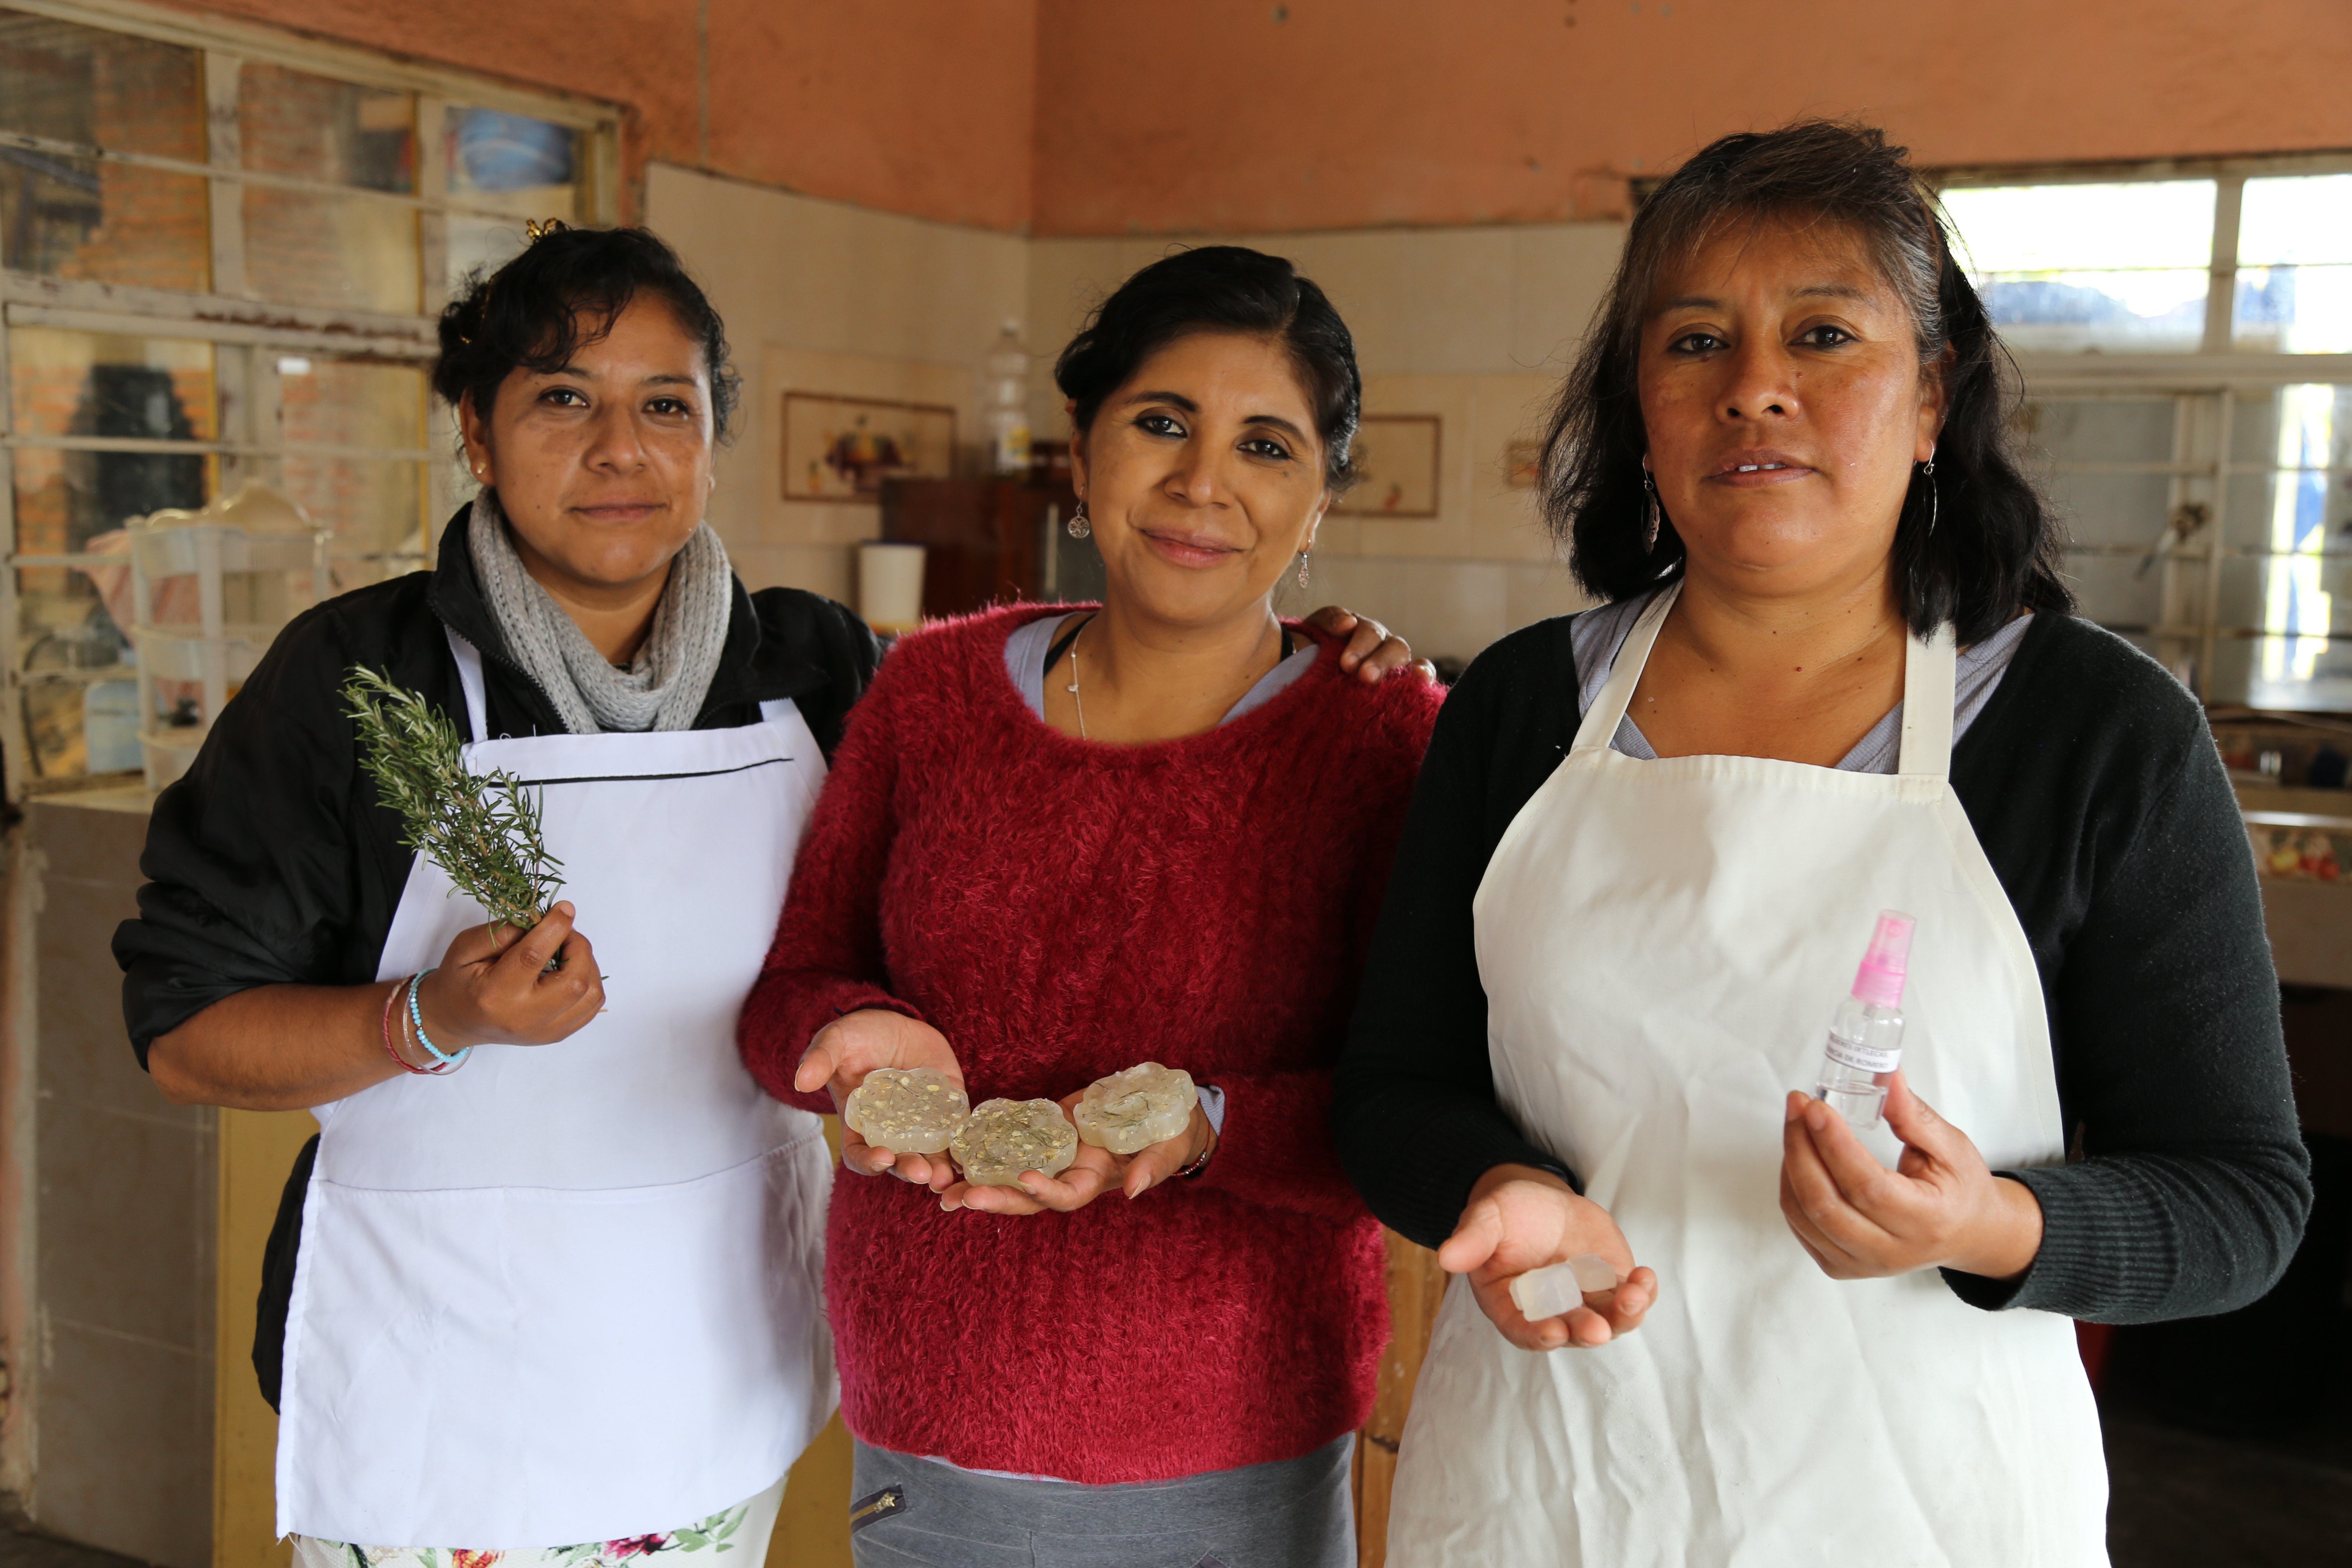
[1063,618,1089,740]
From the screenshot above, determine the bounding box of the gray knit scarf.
[467,493,733,735]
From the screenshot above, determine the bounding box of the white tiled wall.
[645,164,1029,610]
[650,162,1629,665]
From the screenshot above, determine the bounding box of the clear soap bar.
[1073,1062,1197,1155]
[1509,1254,1620,1322]
[842,1067,969,1154]
[949,1098,1079,1187]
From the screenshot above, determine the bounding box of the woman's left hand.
[1780,1072,2045,1282]
[941,1093,1215,1216]
[1302,606,1436,685]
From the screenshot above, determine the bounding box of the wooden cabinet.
[879,475,1096,619]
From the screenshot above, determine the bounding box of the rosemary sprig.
[343,665,564,932]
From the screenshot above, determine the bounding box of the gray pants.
[846,1436,1356,1568]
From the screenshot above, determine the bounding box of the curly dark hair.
[1538,119,2071,644]
[1054,245,1363,493]
[432,223,742,444]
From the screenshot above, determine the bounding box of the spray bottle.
[1813,911,1914,1129]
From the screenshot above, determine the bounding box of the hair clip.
[525,217,570,244]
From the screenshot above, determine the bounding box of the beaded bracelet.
[405,968,472,1071]
[380,977,451,1076]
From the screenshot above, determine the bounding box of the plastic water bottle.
[1813,910,1914,1128]
[980,320,1032,474]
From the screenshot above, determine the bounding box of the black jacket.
[115,511,883,1060]
[1334,610,2312,1325]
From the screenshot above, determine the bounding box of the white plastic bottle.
[1813,910,1914,1128]
[980,320,1032,474]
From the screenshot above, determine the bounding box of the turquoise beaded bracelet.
[406,968,472,1070]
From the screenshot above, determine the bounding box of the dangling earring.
[1297,551,1311,591]
[1066,499,1090,539]
[1641,467,1663,553]
[1920,450,1939,537]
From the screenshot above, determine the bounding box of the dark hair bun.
[432,225,741,442]
[1054,245,1362,492]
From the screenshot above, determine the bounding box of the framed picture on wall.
[782,392,958,501]
[1332,414,1441,518]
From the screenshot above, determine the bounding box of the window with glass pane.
[2236,175,2352,355]
[441,105,581,289]
[3,10,609,791]
[8,330,219,778]
[274,355,429,579]
[239,62,421,312]
[0,8,209,291]
[1942,181,2215,353]
[2240,384,2352,707]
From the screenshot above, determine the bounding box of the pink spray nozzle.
[1851,910,1915,1008]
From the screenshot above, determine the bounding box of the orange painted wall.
[157,0,1038,230]
[158,0,2352,236]
[1029,0,2352,235]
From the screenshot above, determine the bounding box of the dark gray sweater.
[1332,609,2311,1323]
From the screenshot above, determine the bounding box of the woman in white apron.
[1333,122,2311,1566]
[117,226,870,1563]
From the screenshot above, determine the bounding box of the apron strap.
[1571,581,1680,753]
[443,628,491,746]
[1897,623,1957,778]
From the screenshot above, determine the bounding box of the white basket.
[128,624,273,684]
[129,525,323,580]
[139,728,206,792]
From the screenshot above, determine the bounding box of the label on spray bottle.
[1823,1030,1901,1075]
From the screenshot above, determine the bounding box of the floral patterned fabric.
[289,1480,782,1568]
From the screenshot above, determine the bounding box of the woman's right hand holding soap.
[1442,1164,1657,1351]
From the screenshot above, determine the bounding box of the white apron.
[1388,585,2108,1567]
[276,632,836,1549]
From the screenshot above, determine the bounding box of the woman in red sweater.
[738,247,1442,1565]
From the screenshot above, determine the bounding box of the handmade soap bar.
[1509,1254,1620,1322]
[842,1067,969,1154]
[949,1098,1079,1187]
[1073,1062,1198,1155]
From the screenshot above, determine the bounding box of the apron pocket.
[279,1133,833,1550]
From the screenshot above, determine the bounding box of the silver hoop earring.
[1297,551,1311,591]
[1642,468,1663,553]
[1066,500,1090,539]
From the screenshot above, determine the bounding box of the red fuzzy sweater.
[738,605,1442,1483]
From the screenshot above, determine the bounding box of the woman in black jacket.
[1333,122,2310,1566]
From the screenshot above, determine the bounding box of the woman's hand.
[796,1008,966,1188]
[414,900,604,1050]
[1302,606,1436,685]
[1779,1073,2044,1281]
[941,1093,1215,1215]
[1441,1164,1657,1350]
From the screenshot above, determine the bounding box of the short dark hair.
[1539,119,2072,644]
[432,224,742,443]
[1054,245,1363,492]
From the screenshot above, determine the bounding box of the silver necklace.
[1063,616,1090,740]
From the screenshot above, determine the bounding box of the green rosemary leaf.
[342,665,564,931]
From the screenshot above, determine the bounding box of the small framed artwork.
[1332,414,1441,518]
[783,392,957,501]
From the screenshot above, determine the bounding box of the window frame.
[1932,155,2352,709]
[0,0,621,796]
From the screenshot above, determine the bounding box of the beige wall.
[646,164,1030,610]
